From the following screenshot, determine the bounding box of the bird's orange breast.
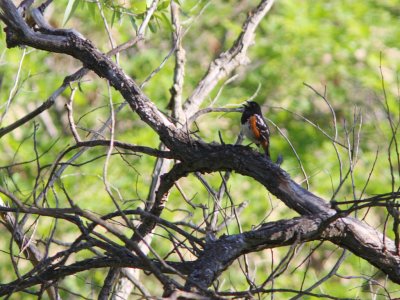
[249,116,260,139]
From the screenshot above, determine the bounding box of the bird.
[241,101,271,158]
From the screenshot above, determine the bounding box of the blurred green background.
[0,0,399,298]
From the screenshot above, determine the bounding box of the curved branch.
[0,256,194,296]
[1,0,399,290]
[187,107,242,124]
[75,140,175,159]
[0,0,187,150]
[185,215,324,290]
[1,211,397,295]
[185,210,400,290]
[128,143,400,286]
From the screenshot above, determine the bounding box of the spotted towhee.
[241,101,271,158]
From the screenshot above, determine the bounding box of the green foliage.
[63,0,81,25]
[0,0,399,298]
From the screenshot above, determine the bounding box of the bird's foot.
[276,154,283,165]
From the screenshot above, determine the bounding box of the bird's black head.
[243,101,262,113]
[241,101,263,123]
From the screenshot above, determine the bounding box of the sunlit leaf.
[132,0,147,14]
[62,0,81,26]
[154,11,172,31]
[148,20,157,33]
[157,0,170,11]
[111,10,116,27]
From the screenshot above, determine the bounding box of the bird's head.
[242,101,262,114]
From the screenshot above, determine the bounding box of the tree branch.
[0,196,60,300]
[1,0,400,292]
[168,1,186,124]
[183,0,275,117]
[1,211,397,295]
[0,256,193,296]
[0,0,186,149]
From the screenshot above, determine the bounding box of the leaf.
[111,9,122,27]
[62,0,81,26]
[148,20,157,33]
[132,0,147,14]
[154,11,172,31]
[129,16,138,31]
[111,10,116,27]
[157,0,170,11]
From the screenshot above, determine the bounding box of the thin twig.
[65,87,81,142]
[0,48,26,125]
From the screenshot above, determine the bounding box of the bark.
[0,1,399,297]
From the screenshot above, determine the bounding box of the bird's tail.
[261,140,270,159]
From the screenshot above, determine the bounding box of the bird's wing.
[254,115,270,141]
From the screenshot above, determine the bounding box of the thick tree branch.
[1,211,398,295]
[0,256,194,296]
[186,211,400,290]
[128,144,400,286]
[0,0,187,150]
[1,0,400,292]
[185,215,324,290]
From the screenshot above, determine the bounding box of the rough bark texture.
[0,0,399,297]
